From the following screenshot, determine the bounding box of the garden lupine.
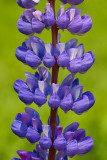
[12,0,95,159]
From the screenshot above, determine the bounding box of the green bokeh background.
[0,0,107,159]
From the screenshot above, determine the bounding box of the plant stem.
[48,0,59,160]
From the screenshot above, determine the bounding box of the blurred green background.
[0,0,107,159]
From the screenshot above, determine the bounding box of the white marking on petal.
[52,83,60,93]
[32,0,40,3]
[45,44,51,54]
[69,9,75,21]
[46,3,51,12]
[69,48,78,61]
[38,81,45,93]
[33,10,42,21]
[60,5,65,16]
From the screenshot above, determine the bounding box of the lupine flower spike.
[11,0,95,160]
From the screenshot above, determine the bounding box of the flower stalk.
[48,0,59,159]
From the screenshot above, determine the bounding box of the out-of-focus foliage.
[0,0,107,159]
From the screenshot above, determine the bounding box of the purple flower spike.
[18,88,34,105]
[66,139,78,158]
[60,93,73,112]
[13,79,28,93]
[43,52,55,68]
[17,15,33,35]
[26,126,40,143]
[57,6,69,30]
[11,120,27,138]
[57,50,70,68]
[78,15,93,35]
[78,136,94,155]
[17,0,40,9]
[39,134,52,150]
[44,3,55,27]
[15,46,27,63]
[67,15,83,34]
[32,18,45,34]
[72,91,95,114]
[54,134,67,151]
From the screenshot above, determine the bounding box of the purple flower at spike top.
[57,6,93,35]
[11,0,96,160]
[17,3,55,35]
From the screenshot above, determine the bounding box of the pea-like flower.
[55,39,95,73]
[17,0,40,9]
[54,122,94,159]
[15,35,55,69]
[60,0,84,5]
[48,74,95,114]
[17,4,55,35]
[11,107,42,143]
[13,67,51,106]
[57,6,93,35]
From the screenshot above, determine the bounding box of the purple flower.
[54,40,95,73]
[57,7,93,35]
[57,6,70,30]
[39,125,52,150]
[44,3,55,27]
[60,0,84,5]
[17,0,40,9]
[43,44,55,68]
[48,83,60,109]
[13,67,51,106]
[11,107,42,143]
[17,9,35,35]
[57,75,95,113]
[15,36,56,69]
[54,122,94,159]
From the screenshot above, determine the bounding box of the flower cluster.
[11,108,93,160]
[57,5,93,35]
[18,3,55,35]
[12,0,95,159]
[13,68,95,113]
[16,35,95,72]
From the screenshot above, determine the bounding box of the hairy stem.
[48,0,59,160]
